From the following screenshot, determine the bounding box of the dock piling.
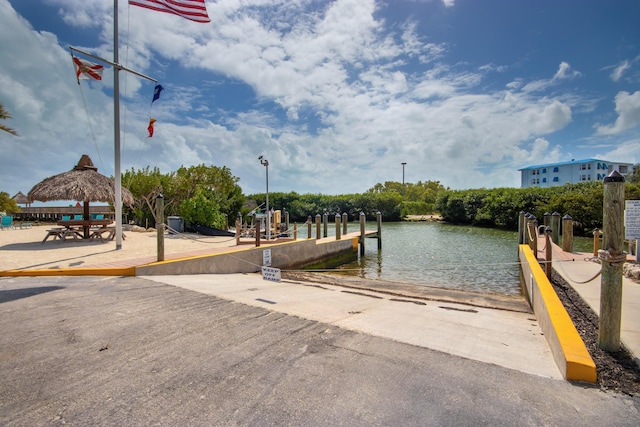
[376,211,382,250]
[359,212,365,255]
[561,215,573,252]
[342,212,348,235]
[316,214,321,240]
[599,171,625,352]
[323,213,328,237]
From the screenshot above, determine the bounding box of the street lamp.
[259,155,270,239]
[401,162,407,196]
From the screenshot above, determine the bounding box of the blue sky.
[1,0,639,202]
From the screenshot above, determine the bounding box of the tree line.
[435,180,640,235]
[2,162,639,236]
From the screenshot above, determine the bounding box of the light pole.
[401,162,407,196]
[259,155,270,239]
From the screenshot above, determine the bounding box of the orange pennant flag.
[147,118,157,137]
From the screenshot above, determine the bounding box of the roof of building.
[518,158,634,171]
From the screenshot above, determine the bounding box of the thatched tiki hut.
[12,191,30,207]
[28,154,134,220]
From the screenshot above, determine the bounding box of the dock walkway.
[544,241,640,366]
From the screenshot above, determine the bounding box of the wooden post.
[561,214,573,252]
[532,218,538,258]
[293,223,297,240]
[543,212,551,229]
[518,211,526,244]
[359,211,366,255]
[235,219,241,245]
[593,228,600,257]
[526,215,535,251]
[376,211,382,250]
[599,170,626,352]
[156,194,164,262]
[523,214,529,244]
[307,215,312,239]
[342,212,348,235]
[285,210,290,236]
[315,214,321,240]
[335,214,341,240]
[323,213,328,238]
[551,212,561,244]
[545,226,552,278]
[255,217,261,247]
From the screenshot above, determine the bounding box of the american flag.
[129,0,210,23]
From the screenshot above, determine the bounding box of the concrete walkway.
[549,243,640,365]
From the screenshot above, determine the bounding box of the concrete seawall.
[136,236,360,276]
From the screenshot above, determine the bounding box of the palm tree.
[0,103,18,136]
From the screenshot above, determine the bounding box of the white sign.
[263,248,272,267]
[625,200,640,240]
[261,266,281,282]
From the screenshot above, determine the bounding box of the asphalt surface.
[1,275,639,426]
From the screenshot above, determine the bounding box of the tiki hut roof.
[12,191,30,205]
[28,154,134,205]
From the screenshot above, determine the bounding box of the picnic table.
[42,227,84,243]
[57,219,114,239]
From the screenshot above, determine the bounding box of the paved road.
[1,275,638,426]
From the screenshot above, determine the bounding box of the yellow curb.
[519,244,597,382]
[0,267,136,277]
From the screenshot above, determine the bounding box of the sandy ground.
[0,224,236,271]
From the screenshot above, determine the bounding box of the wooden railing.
[11,206,115,222]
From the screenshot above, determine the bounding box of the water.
[304,221,522,296]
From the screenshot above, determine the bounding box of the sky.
[1,0,639,203]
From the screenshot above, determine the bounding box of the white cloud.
[596,138,639,166]
[2,0,637,197]
[522,62,580,93]
[610,60,630,82]
[553,61,581,81]
[596,91,640,135]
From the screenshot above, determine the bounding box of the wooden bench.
[42,227,82,243]
[89,226,126,242]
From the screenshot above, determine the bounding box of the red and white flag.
[129,0,210,23]
[73,57,104,81]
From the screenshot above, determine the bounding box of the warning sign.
[261,266,281,282]
[263,248,272,267]
[625,200,640,240]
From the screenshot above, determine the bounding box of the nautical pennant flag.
[73,57,104,81]
[152,84,164,103]
[129,0,210,23]
[148,118,157,137]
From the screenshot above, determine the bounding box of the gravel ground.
[550,270,640,396]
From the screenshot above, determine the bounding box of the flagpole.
[72,2,159,250]
[113,0,123,249]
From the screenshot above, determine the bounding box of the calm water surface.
[318,221,522,296]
